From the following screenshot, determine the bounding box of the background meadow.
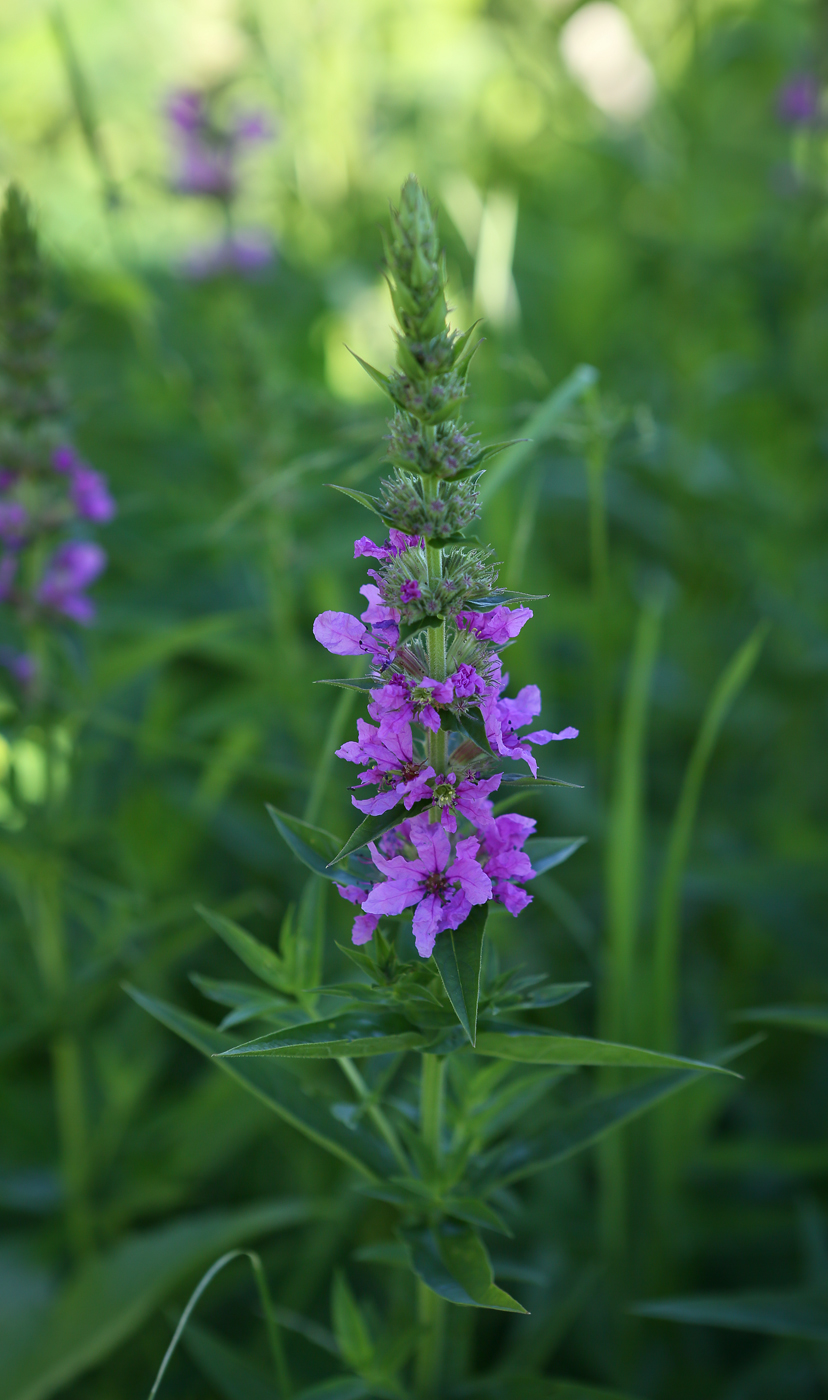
[1,1,827,1398]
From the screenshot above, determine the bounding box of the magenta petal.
[335,883,368,907]
[363,880,421,917]
[313,611,367,656]
[352,913,378,945]
[352,789,400,815]
[412,894,442,957]
[409,819,451,873]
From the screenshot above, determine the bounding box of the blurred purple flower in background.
[166,86,276,280]
[37,541,107,625]
[777,73,820,125]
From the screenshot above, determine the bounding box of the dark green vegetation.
[1,2,827,1398]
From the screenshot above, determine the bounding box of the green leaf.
[314,678,376,694]
[479,364,599,503]
[400,1223,528,1313]
[458,712,496,757]
[473,1025,735,1073]
[396,616,444,646]
[326,483,384,517]
[266,806,357,882]
[196,906,287,992]
[469,1380,638,1400]
[346,349,394,398]
[182,1322,279,1400]
[292,1381,371,1400]
[217,1010,433,1060]
[432,903,487,1046]
[633,1291,828,1341]
[0,1199,313,1400]
[475,1070,710,1189]
[331,1273,374,1372]
[125,987,394,1180]
[733,1005,828,1036]
[499,776,583,790]
[329,799,431,865]
[524,838,587,875]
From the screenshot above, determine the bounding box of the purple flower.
[364,816,492,957]
[52,444,79,474]
[335,883,378,945]
[450,662,489,699]
[71,467,116,523]
[354,530,421,561]
[182,232,274,280]
[0,502,27,547]
[777,74,820,125]
[368,673,454,731]
[400,579,422,603]
[481,681,578,777]
[336,717,435,815]
[314,584,400,662]
[480,812,537,914]
[37,541,107,625]
[456,605,533,646]
[0,648,36,689]
[166,90,205,134]
[429,771,502,832]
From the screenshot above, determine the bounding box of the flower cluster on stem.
[0,186,115,693]
[314,177,577,958]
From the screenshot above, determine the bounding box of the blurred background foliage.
[1,0,827,1397]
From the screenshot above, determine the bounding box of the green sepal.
[328,797,431,865]
[400,1222,528,1313]
[196,904,287,992]
[523,837,587,875]
[432,902,487,1045]
[215,1010,434,1060]
[267,805,367,884]
[473,1024,738,1073]
[315,677,375,694]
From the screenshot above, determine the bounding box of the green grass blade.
[480,365,598,503]
[652,623,767,1051]
[633,1290,828,1341]
[0,1201,312,1400]
[733,1005,828,1036]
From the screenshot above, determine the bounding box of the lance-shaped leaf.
[473,1024,736,1073]
[473,1069,707,1189]
[328,798,431,865]
[458,712,497,758]
[267,805,364,884]
[215,1010,433,1060]
[315,677,376,694]
[500,775,582,790]
[432,903,487,1045]
[125,988,394,1180]
[468,590,548,608]
[326,483,385,518]
[397,616,444,646]
[633,1290,828,1341]
[524,838,587,876]
[196,905,287,991]
[733,1005,828,1036]
[0,1198,314,1400]
[400,1223,528,1313]
[347,349,394,398]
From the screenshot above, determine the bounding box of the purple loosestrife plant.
[0,186,115,699]
[135,178,728,1400]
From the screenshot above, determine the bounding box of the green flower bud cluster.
[386,415,482,480]
[378,468,481,542]
[377,543,497,624]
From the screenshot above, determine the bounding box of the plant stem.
[339,1057,409,1170]
[416,1054,446,1399]
[584,393,612,792]
[423,474,448,775]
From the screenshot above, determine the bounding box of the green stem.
[416,1055,446,1400]
[423,476,448,776]
[584,393,612,792]
[338,1057,409,1170]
